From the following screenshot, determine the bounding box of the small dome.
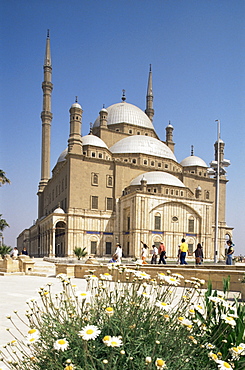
[110,135,177,161]
[130,171,185,187]
[53,206,65,214]
[82,134,108,148]
[94,102,154,130]
[100,108,108,113]
[57,148,68,163]
[57,135,108,163]
[180,155,208,168]
[71,102,82,109]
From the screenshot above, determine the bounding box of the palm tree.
[0,244,12,259]
[73,247,88,260]
[0,215,9,232]
[0,170,11,186]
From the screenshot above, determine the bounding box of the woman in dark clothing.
[194,243,203,265]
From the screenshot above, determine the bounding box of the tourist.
[176,245,181,264]
[115,244,122,264]
[194,243,203,265]
[21,247,28,255]
[151,244,158,264]
[11,247,19,259]
[109,254,118,263]
[180,238,188,265]
[226,240,234,265]
[158,242,167,264]
[141,242,148,264]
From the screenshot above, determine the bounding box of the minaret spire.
[145,64,154,122]
[38,30,53,194]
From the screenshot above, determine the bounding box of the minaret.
[145,64,154,122]
[68,97,83,154]
[99,105,108,128]
[38,30,53,192]
[165,121,175,153]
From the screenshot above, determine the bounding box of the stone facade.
[17,34,233,260]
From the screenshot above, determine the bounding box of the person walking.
[180,238,188,265]
[115,243,122,264]
[151,245,158,264]
[194,243,203,265]
[158,242,167,264]
[141,241,148,264]
[226,240,234,265]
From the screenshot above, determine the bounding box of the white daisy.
[75,291,91,301]
[194,303,205,315]
[134,271,151,280]
[105,307,114,316]
[100,273,112,281]
[108,336,123,347]
[155,301,171,311]
[217,360,233,369]
[78,325,101,340]
[221,314,236,327]
[155,358,167,369]
[137,291,151,299]
[178,317,193,328]
[54,338,69,351]
[162,275,180,286]
[27,328,39,339]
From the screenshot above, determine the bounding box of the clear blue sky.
[1,0,244,255]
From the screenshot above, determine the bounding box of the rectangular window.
[92,173,98,186]
[106,197,113,210]
[91,196,98,209]
[91,241,97,254]
[188,219,194,233]
[155,215,161,230]
[127,216,130,231]
[106,242,112,255]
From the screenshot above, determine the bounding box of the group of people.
[109,239,235,266]
[11,247,28,259]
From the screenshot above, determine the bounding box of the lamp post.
[208,120,230,263]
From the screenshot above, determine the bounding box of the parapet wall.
[56,263,245,293]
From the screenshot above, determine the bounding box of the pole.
[214,120,220,263]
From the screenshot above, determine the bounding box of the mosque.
[17,33,233,260]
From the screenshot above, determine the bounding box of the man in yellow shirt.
[180,238,188,265]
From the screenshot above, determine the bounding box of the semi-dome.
[53,206,65,214]
[110,135,177,161]
[93,102,154,129]
[180,155,208,167]
[130,171,185,187]
[57,135,108,163]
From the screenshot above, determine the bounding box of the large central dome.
[93,102,154,129]
[110,135,177,161]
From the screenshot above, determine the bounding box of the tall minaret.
[38,30,53,192]
[145,64,154,122]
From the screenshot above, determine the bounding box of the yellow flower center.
[103,336,110,341]
[161,302,167,306]
[106,307,113,312]
[86,329,94,335]
[80,293,87,296]
[223,362,231,368]
[29,338,35,342]
[104,273,110,276]
[159,273,165,276]
[189,309,195,313]
[164,314,169,318]
[28,329,37,334]
[156,359,165,366]
[111,341,117,346]
[58,339,66,345]
[178,317,184,321]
